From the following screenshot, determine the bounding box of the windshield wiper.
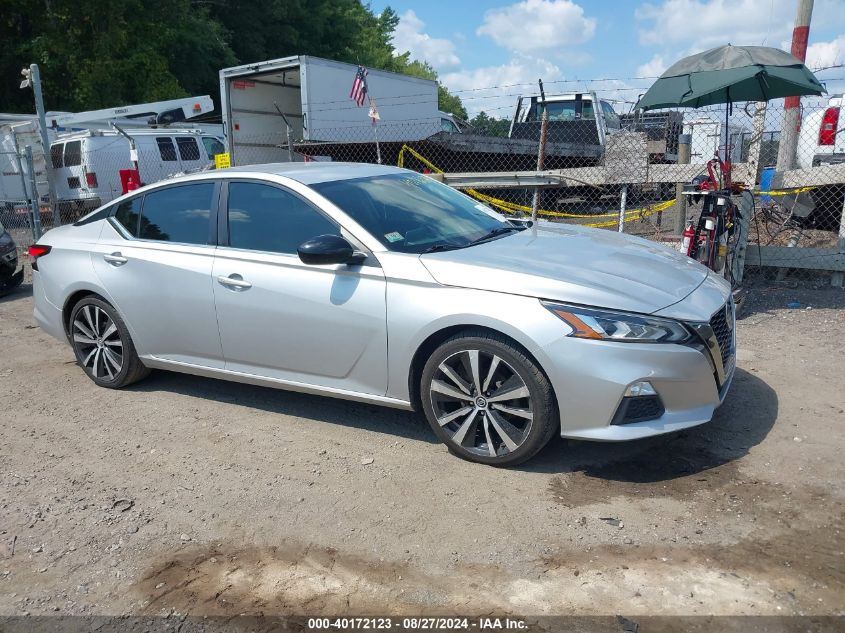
[421,242,463,254]
[468,225,523,246]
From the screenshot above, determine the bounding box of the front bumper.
[541,299,735,442]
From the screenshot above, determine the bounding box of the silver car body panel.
[33,162,735,441]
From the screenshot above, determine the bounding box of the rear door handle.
[103,252,128,266]
[217,274,252,290]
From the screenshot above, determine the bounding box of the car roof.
[204,161,407,185]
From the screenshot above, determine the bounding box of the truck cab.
[509,92,620,146]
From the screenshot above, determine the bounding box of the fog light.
[625,381,656,397]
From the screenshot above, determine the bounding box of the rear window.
[176,137,201,161]
[156,137,177,162]
[64,140,82,167]
[50,143,64,169]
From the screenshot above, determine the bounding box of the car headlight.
[543,301,692,343]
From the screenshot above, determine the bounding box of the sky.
[371,0,845,118]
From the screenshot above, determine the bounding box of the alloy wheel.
[429,349,533,458]
[72,304,124,380]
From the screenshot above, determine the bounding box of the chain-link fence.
[2,97,843,285]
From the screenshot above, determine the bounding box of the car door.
[91,181,224,368]
[211,179,388,396]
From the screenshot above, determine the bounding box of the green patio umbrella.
[636,44,825,111]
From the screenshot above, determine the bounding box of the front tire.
[69,297,150,388]
[420,330,558,466]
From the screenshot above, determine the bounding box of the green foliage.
[0,0,466,119]
[469,111,511,137]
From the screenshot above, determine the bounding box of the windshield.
[311,173,510,254]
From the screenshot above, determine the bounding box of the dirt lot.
[0,281,843,623]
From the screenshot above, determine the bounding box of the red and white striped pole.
[776,0,814,171]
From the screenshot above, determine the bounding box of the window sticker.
[384,231,404,243]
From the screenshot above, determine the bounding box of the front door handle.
[103,252,128,266]
[217,274,252,290]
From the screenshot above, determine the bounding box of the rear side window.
[113,196,143,236]
[227,182,338,254]
[139,183,214,244]
[64,140,82,167]
[156,137,177,162]
[50,144,64,168]
[176,137,201,161]
[202,137,225,159]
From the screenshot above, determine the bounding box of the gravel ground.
[0,281,843,622]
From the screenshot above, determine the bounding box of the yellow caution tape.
[754,185,816,196]
[397,144,675,226]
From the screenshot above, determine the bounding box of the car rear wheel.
[69,297,150,388]
[420,330,558,466]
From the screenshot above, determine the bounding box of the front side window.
[138,183,214,244]
[176,137,201,161]
[441,118,458,133]
[156,137,177,162]
[227,182,338,254]
[312,173,508,254]
[602,101,621,129]
[113,196,143,236]
[50,143,64,169]
[64,140,82,167]
[202,137,225,160]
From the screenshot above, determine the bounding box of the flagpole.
[360,69,382,165]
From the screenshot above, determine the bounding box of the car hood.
[419,223,709,314]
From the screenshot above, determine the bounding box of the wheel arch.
[406,323,554,413]
[62,288,110,337]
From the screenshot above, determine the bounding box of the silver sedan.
[31,163,735,466]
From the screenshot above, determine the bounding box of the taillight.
[819,107,840,146]
[28,244,51,259]
[85,171,98,187]
[28,244,51,271]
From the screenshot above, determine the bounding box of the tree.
[0,0,235,112]
[0,0,468,121]
[469,111,511,137]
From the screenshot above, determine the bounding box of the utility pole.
[21,63,60,226]
[776,0,814,172]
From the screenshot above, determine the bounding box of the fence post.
[617,185,628,233]
[833,196,845,287]
[25,145,42,241]
[27,64,60,226]
[531,110,549,222]
[674,133,691,235]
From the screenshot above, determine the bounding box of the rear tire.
[69,297,150,388]
[420,330,558,467]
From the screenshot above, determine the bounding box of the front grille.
[611,395,665,425]
[709,301,733,367]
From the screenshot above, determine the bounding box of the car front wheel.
[420,330,558,466]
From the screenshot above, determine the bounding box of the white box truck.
[219,55,439,166]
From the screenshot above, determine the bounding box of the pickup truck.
[797,95,844,169]
[511,92,682,163]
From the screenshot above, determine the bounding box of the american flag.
[350,66,368,107]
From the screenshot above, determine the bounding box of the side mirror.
[297,234,366,266]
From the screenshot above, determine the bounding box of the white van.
[50,129,225,217]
